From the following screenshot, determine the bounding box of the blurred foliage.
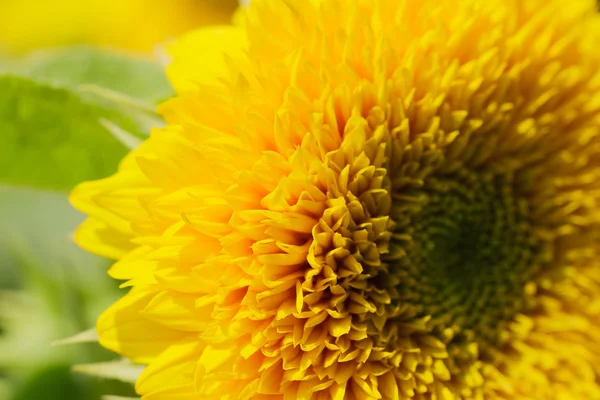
[0,76,131,191]
[12,365,135,400]
[0,47,173,191]
[0,187,138,400]
[0,46,171,399]
[2,47,173,102]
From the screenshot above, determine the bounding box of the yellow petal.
[98,288,189,363]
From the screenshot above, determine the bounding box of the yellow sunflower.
[70,0,600,399]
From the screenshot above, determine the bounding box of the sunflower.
[70,0,600,399]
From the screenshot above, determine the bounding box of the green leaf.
[9,364,137,400]
[3,46,173,104]
[100,119,143,150]
[0,185,119,331]
[0,186,136,398]
[11,365,85,400]
[0,46,173,190]
[81,86,165,135]
[0,378,11,400]
[52,329,99,347]
[73,360,144,383]
[0,75,138,190]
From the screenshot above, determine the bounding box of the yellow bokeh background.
[0,0,238,54]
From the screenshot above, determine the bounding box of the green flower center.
[388,167,547,355]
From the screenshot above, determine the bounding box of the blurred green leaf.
[100,119,143,150]
[0,75,140,190]
[2,47,173,103]
[10,364,137,400]
[0,184,118,310]
[0,185,136,399]
[53,329,99,347]
[0,378,11,400]
[73,360,144,383]
[12,365,84,400]
[2,46,170,139]
[0,186,118,370]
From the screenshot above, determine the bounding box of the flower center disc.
[384,167,551,362]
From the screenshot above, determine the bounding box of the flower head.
[71,0,600,399]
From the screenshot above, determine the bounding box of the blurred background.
[0,1,238,399]
[0,0,237,54]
